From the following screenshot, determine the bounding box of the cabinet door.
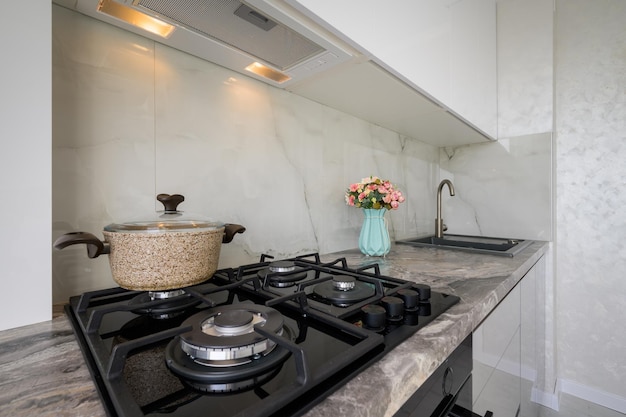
[520,258,544,417]
[288,0,497,138]
[473,283,521,416]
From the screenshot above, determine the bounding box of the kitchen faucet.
[435,179,455,238]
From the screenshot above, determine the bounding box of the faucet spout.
[435,179,455,238]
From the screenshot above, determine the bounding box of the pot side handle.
[53,232,110,258]
[223,224,246,244]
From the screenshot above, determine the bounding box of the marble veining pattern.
[304,243,547,417]
[439,133,552,241]
[0,318,103,416]
[0,242,547,417]
[51,5,441,304]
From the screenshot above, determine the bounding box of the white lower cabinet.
[473,283,521,416]
[520,257,542,417]
[472,256,544,417]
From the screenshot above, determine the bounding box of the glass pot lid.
[103,194,224,233]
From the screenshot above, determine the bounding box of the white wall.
[497,0,553,139]
[443,0,626,412]
[555,0,626,411]
[0,3,52,331]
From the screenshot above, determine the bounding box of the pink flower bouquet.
[345,176,405,210]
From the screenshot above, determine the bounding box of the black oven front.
[393,334,494,417]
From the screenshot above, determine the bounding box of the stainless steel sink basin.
[397,234,533,257]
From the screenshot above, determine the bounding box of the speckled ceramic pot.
[53,194,245,291]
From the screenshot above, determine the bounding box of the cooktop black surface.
[65,253,459,417]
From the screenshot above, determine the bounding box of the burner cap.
[332,276,356,291]
[149,289,185,300]
[313,277,375,307]
[128,290,200,319]
[179,305,284,362]
[268,260,296,273]
[257,262,309,288]
[214,310,254,328]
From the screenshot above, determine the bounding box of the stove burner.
[258,260,309,288]
[149,289,186,300]
[333,276,356,291]
[269,260,296,273]
[313,276,375,307]
[178,305,285,362]
[165,306,294,394]
[128,290,200,319]
[165,338,291,393]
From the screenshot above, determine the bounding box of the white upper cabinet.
[286,0,498,140]
[55,0,497,146]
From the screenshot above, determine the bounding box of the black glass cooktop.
[65,254,459,417]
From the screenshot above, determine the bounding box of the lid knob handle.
[157,194,185,212]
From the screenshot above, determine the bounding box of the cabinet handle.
[442,366,454,395]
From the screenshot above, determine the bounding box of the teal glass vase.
[358,208,391,256]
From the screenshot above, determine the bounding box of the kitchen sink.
[396,234,533,257]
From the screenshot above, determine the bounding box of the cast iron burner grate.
[64,253,459,417]
[221,253,436,320]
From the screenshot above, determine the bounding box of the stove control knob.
[419,302,432,316]
[414,284,431,301]
[361,305,386,331]
[381,296,405,319]
[397,288,419,311]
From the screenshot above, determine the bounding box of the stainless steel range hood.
[55,0,354,87]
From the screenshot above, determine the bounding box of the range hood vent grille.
[134,0,325,70]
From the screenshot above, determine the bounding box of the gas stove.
[65,253,459,417]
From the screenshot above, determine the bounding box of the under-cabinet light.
[245,62,291,84]
[98,0,175,38]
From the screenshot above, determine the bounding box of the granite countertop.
[0,241,548,417]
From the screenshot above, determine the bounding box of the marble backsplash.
[51,5,552,304]
[51,5,440,302]
[439,132,552,242]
